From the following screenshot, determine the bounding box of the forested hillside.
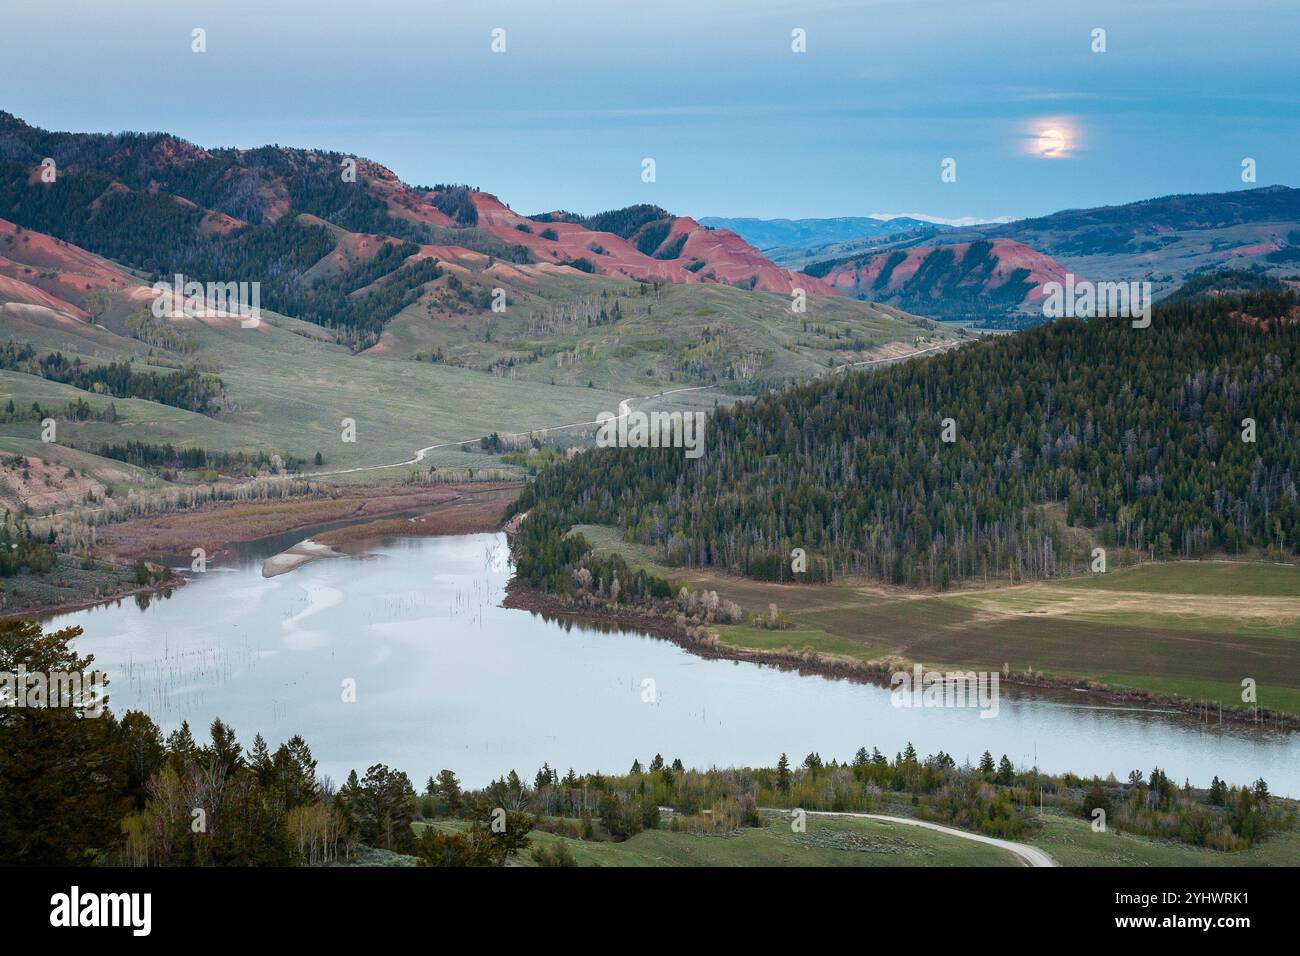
[0,113,836,351]
[511,290,1300,590]
[0,114,575,347]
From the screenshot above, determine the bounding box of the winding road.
[313,384,718,477]
[39,339,960,515]
[787,809,1059,867]
[314,340,959,478]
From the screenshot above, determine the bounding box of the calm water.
[51,533,1300,793]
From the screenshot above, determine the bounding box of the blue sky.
[3,0,1297,221]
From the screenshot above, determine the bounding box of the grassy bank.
[570,523,1300,718]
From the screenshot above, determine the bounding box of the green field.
[713,624,897,664]
[1,314,623,477]
[571,524,1300,717]
[1030,812,1300,867]
[414,814,1020,866]
[1,261,952,502]
[1059,560,1300,597]
[410,809,1300,866]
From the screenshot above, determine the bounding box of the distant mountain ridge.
[961,185,1300,254]
[698,215,942,251]
[779,186,1300,325]
[920,186,1300,306]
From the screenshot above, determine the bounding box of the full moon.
[1038,128,1067,157]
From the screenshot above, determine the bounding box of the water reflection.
[50,533,1300,793]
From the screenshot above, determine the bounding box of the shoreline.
[501,578,1300,732]
[23,576,184,624]
[21,502,1299,733]
[11,482,521,620]
[93,482,522,565]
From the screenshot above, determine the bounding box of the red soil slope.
[0,218,143,315]
[817,239,1071,307]
[465,191,835,294]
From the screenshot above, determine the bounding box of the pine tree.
[997,755,1015,785]
[434,769,463,816]
[1,620,128,864]
[118,709,165,809]
[776,753,791,793]
[165,720,197,771]
[248,733,273,787]
[205,718,243,780]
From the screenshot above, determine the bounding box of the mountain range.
[0,111,840,354]
[698,215,943,251]
[5,109,1298,345]
[0,110,954,494]
[718,187,1300,326]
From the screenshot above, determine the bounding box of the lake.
[51,532,1300,794]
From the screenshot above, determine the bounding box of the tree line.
[5,619,1289,867]
[1,342,223,415]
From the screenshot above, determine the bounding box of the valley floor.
[568,524,1300,722]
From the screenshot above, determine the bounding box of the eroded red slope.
[464,191,835,295]
[817,239,1071,307]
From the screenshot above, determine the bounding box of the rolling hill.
[0,111,838,351]
[951,186,1300,303]
[0,112,954,494]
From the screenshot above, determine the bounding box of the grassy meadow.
[413,814,1021,867]
[409,807,1300,867]
[1031,812,1300,867]
[379,268,953,394]
[1,264,950,501]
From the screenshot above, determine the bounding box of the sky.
[2,0,1298,222]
